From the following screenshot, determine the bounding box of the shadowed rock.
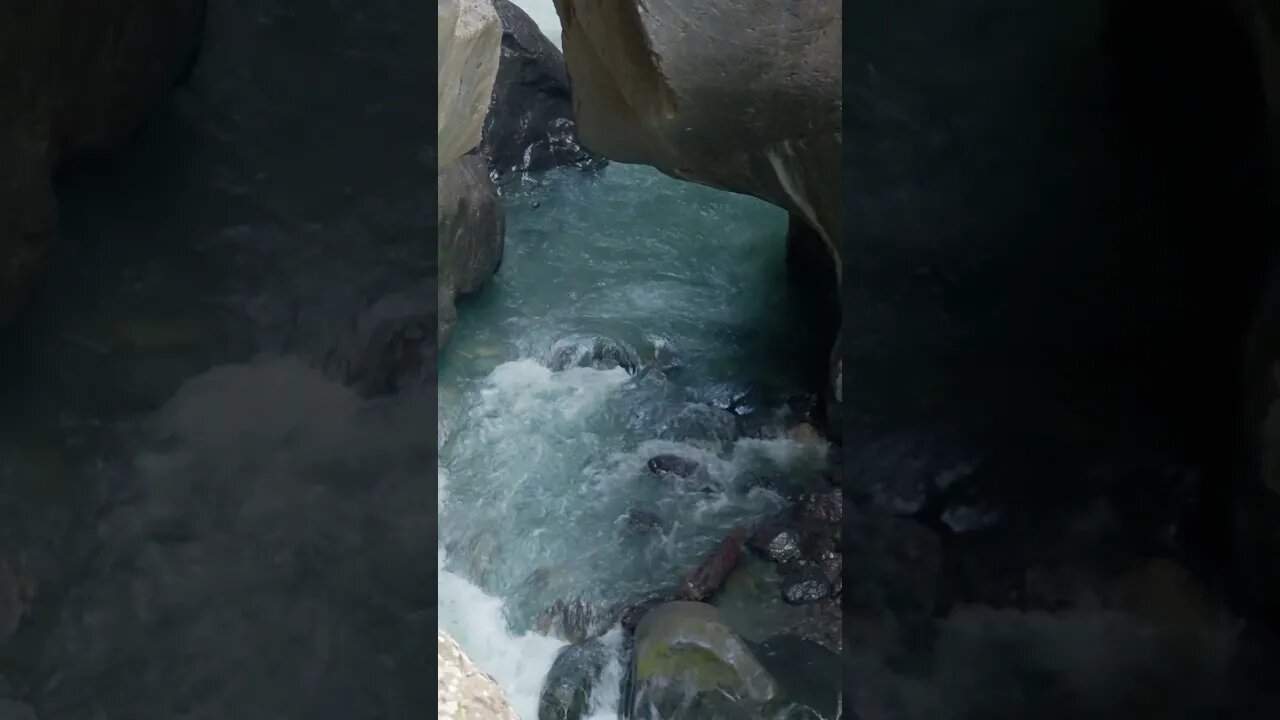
[481,0,603,177]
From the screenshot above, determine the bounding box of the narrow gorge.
[437,1,842,719]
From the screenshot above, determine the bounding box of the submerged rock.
[646,454,700,479]
[679,529,748,602]
[482,0,603,177]
[0,0,208,322]
[629,602,778,719]
[622,509,666,534]
[438,629,517,720]
[538,637,612,720]
[546,335,639,374]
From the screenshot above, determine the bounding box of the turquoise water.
[436,164,832,718]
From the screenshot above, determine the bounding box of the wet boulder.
[0,0,208,322]
[621,509,665,534]
[536,597,616,644]
[748,524,803,564]
[646,454,700,479]
[538,638,613,720]
[546,335,639,373]
[629,602,778,719]
[481,0,603,178]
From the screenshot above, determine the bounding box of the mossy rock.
[629,602,777,718]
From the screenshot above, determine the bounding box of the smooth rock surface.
[0,0,207,323]
[438,154,505,349]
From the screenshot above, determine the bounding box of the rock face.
[0,0,208,323]
[438,630,518,720]
[438,0,503,167]
[549,0,842,415]
[482,0,603,178]
[438,0,506,351]
[438,154,505,348]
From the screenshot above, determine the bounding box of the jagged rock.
[748,525,803,564]
[482,0,603,177]
[438,154,505,349]
[0,0,208,322]
[438,630,517,720]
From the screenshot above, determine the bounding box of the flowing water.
[436,164,834,718]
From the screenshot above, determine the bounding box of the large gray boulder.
[438,0,506,352]
[438,155,505,349]
[0,0,207,323]
[481,0,603,178]
[549,0,841,270]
